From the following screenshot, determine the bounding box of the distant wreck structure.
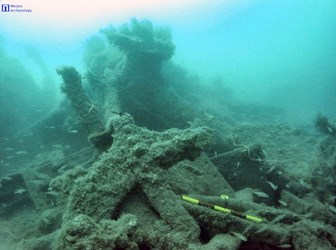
[87,18,197,130]
[57,18,196,148]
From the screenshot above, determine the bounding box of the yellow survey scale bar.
[181,195,262,223]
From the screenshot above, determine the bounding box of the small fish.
[4,147,13,151]
[45,126,55,129]
[278,200,287,207]
[253,190,269,198]
[16,151,28,155]
[267,165,276,174]
[327,127,333,133]
[14,188,27,194]
[266,181,278,190]
[46,191,59,196]
[231,232,247,241]
[262,149,268,157]
[68,130,79,134]
[278,243,292,248]
[237,161,241,167]
[2,176,13,181]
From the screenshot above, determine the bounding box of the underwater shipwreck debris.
[4,15,336,249]
[57,66,113,151]
[55,116,213,247]
[50,116,336,249]
[209,144,269,190]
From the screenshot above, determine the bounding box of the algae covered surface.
[1,3,336,250]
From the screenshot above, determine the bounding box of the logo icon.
[2,4,10,12]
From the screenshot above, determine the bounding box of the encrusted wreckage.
[2,19,336,250]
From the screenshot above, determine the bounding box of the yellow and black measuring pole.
[181,195,262,223]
